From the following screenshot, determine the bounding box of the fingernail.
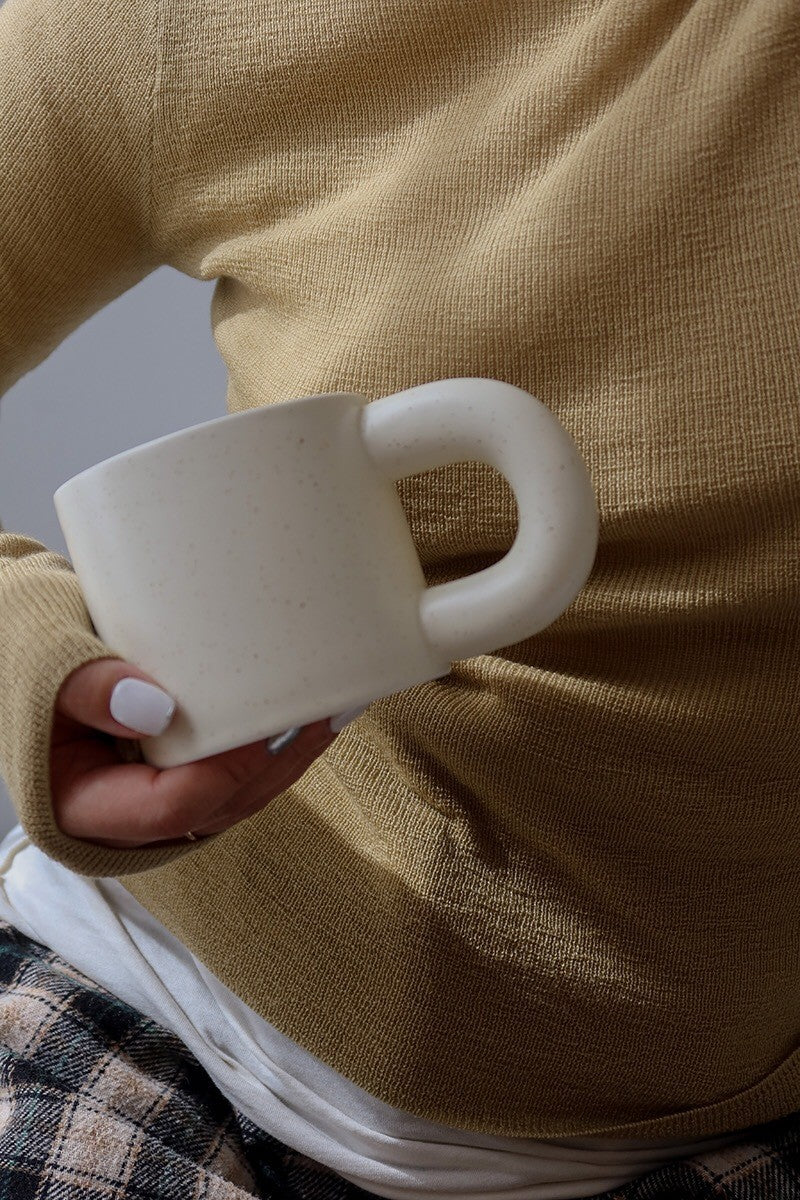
[110,678,176,736]
[266,726,303,755]
[329,704,370,734]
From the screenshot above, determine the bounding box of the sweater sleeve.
[0,0,202,876]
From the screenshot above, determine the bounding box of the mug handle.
[359,377,599,663]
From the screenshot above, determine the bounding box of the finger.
[55,658,176,740]
[187,719,337,836]
[53,718,337,847]
[152,718,337,837]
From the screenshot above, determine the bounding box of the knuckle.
[57,658,123,722]
[149,810,191,843]
[219,755,258,789]
[144,788,193,843]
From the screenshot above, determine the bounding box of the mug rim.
[53,390,360,500]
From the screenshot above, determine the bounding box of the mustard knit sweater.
[1,0,798,1140]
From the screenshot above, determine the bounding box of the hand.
[50,658,342,848]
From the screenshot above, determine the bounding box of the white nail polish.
[329,704,370,734]
[110,678,176,736]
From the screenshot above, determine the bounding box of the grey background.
[0,266,226,838]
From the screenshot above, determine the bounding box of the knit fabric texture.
[0,0,798,1139]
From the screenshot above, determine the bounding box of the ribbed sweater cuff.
[0,568,200,877]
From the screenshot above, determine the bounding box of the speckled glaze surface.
[53,379,598,767]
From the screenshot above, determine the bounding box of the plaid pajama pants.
[0,918,798,1199]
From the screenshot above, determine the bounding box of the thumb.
[55,658,177,739]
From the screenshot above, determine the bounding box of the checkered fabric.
[0,919,377,1199]
[0,917,798,1199]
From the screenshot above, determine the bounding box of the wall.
[0,267,226,840]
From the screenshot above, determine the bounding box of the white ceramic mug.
[54,378,598,767]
